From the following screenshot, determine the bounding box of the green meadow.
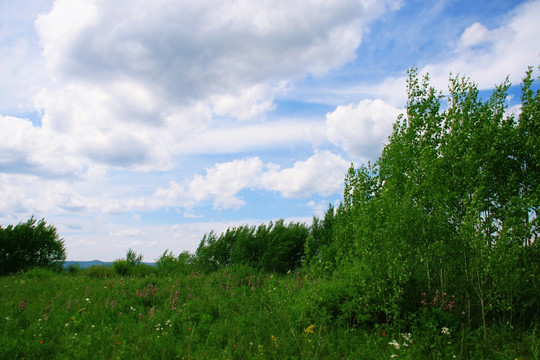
[1,266,538,359]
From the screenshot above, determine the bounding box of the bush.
[155,250,193,275]
[132,263,156,277]
[65,263,81,274]
[112,248,148,276]
[112,259,132,276]
[0,217,66,275]
[85,265,114,279]
[23,267,57,279]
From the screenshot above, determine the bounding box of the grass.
[1,267,538,359]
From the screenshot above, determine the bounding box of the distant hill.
[64,260,156,269]
[64,260,113,269]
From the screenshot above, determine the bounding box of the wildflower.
[65,323,69,327]
[401,333,413,343]
[130,306,136,311]
[40,340,44,344]
[389,340,400,349]
[304,324,315,334]
[85,298,90,303]
[382,332,386,336]
[4,316,9,321]
[441,327,450,335]
[390,355,398,358]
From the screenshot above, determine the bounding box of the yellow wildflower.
[304,324,315,334]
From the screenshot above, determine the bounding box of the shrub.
[0,217,66,275]
[132,263,156,277]
[155,250,193,275]
[23,267,57,279]
[85,265,114,279]
[112,259,132,276]
[65,263,81,274]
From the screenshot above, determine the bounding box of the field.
[1,266,538,360]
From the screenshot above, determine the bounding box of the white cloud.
[0,175,88,221]
[155,150,350,209]
[0,2,51,112]
[1,0,397,175]
[0,115,83,177]
[174,119,315,155]
[34,0,400,110]
[261,150,350,198]
[421,0,540,90]
[187,157,264,209]
[326,99,402,162]
[109,229,146,238]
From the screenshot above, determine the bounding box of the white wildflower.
[388,340,400,349]
[441,327,450,335]
[401,333,413,342]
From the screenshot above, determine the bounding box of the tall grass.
[1,267,537,359]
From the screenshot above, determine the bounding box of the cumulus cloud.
[261,150,350,198]
[1,0,396,173]
[326,99,401,162]
[0,2,50,112]
[0,175,88,221]
[422,0,540,89]
[35,0,399,107]
[155,150,349,209]
[187,157,264,209]
[0,115,83,177]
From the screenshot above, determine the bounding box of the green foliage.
[112,249,151,277]
[125,248,143,266]
[155,250,194,275]
[307,66,540,336]
[65,263,82,274]
[194,220,309,273]
[112,259,132,276]
[0,217,66,275]
[85,265,115,279]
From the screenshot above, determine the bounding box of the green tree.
[318,66,539,333]
[113,248,145,276]
[0,217,66,275]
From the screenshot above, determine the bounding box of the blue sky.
[1,0,538,261]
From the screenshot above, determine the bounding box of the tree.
[113,248,145,276]
[0,217,66,275]
[316,66,539,332]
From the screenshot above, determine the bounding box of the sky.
[1,0,539,261]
